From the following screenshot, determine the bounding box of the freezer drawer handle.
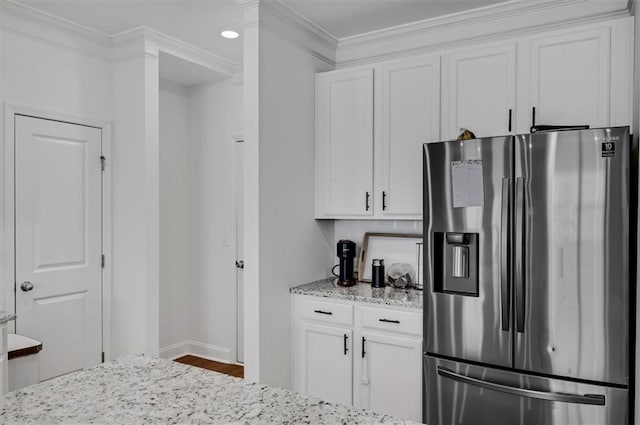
[437,367,605,406]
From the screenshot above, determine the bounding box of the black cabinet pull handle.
[508,109,512,132]
[379,318,400,324]
[382,191,387,211]
[362,337,366,358]
[532,106,536,128]
[344,334,348,355]
[314,310,333,315]
[365,192,370,211]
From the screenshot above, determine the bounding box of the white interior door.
[235,139,244,364]
[15,115,102,381]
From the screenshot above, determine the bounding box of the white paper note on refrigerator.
[451,160,484,208]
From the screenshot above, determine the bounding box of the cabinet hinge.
[100,156,106,171]
[101,254,105,268]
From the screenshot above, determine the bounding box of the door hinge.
[101,352,105,363]
[101,254,105,268]
[100,156,106,171]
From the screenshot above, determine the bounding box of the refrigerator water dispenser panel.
[433,232,479,296]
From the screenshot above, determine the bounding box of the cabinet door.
[442,42,516,140]
[377,55,440,217]
[299,322,353,405]
[355,332,422,422]
[520,26,611,131]
[316,68,374,218]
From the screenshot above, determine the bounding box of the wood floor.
[174,355,244,379]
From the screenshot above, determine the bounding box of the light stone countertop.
[290,277,423,309]
[0,311,16,324]
[1,354,419,425]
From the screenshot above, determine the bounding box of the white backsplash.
[334,220,423,270]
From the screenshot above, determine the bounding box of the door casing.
[1,104,113,362]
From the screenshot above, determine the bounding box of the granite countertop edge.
[0,311,16,324]
[290,277,423,310]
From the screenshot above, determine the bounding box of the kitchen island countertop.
[1,354,418,424]
[290,277,422,309]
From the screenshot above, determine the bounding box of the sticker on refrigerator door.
[601,142,615,157]
[451,160,484,208]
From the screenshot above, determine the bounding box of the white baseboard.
[159,340,232,364]
[159,341,190,360]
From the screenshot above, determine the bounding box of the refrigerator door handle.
[437,367,606,406]
[515,177,526,333]
[500,178,511,331]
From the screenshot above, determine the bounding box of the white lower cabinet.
[298,322,353,405]
[293,295,423,422]
[355,332,422,421]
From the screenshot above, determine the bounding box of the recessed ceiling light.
[221,30,239,39]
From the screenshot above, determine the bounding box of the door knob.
[20,281,34,292]
[235,261,244,269]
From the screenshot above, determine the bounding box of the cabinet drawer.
[361,306,422,336]
[299,298,353,326]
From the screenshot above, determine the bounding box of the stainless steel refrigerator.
[422,127,634,425]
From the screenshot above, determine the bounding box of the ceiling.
[17,0,510,63]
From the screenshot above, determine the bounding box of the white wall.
[243,6,335,387]
[159,80,193,350]
[1,31,112,120]
[111,52,160,357]
[334,220,423,272]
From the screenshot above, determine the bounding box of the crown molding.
[335,0,631,66]
[2,0,240,72]
[112,27,236,76]
[267,0,337,52]
[241,0,337,66]
[1,0,112,60]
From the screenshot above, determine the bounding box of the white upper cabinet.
[315,55,441,219]
[442,42,516,140]
[377,55,440,218]
[315,68,374,218]
[315,17,631,220]
[516,20,630,132]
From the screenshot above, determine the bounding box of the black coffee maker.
[336,240,356,287]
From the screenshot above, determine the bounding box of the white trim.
[1,1,241,71]
[1,104,113,363]
[112,27,237,76]
[1,0,112,61]
[101,124,113,362]
[267,0,338,52]
[244,1,337,67]
[159,340,233,364]
[335,0,631,66]
[159,340,190,360]
[231,134,245,365]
